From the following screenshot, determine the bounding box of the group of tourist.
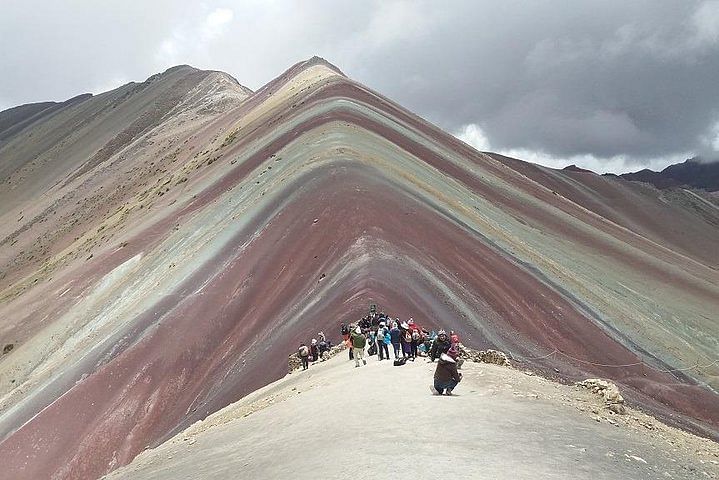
[296,331,332,371]
[296,306,464,395]
[340,308,463,395]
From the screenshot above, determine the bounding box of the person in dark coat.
[429,330,451,361]
[400,322,413,359]
[310,339,319,362]
[389,321,402,359]
[431,353,462,395]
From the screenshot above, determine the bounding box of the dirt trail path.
[107,353,718,480]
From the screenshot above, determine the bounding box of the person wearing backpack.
[298,343,310,370]
[400,322,413,359]
[350,327,367,367]
[389,321,402,359]
[376,322,390,361]
[410,328,421,360]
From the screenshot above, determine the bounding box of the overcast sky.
[2,0,718,173]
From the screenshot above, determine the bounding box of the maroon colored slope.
[0,58,717,480]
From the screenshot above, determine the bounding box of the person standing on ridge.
[298,343,310,371]
[376,321,390,361]
[350,327,367,367]
[341,323,353,360]
[390,321,402,359]
[310,339,319,362]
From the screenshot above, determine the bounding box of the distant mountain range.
[611,158,719,192]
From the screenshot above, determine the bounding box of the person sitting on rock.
[350,327,367,367]
[298,343,310,371]
[429,330,451,361]
[431,352,462,395]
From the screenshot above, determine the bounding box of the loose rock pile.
[288,343,347,373]
[576,378,626,414]
[459,345,511,367]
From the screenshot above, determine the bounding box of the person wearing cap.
[430,352,462,395]
[429,330,451,362]
[376,321,390,361]
[350,327,367,367]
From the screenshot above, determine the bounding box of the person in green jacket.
[350,327,367,367]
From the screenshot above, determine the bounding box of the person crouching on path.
[298,343,310,371]
[431,352,462,395]
[351,327,367,367]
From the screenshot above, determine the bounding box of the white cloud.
[455,123,491,151]
[154,6,235,68]
[453,123,689,174]
[691,0,719,46]
[201,7,234,42]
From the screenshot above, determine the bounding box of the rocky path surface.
[107,353,718,480]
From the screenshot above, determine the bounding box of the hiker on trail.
[310,339,319,362]
[318,338,329,361]
[400,322,413,360]
[367,329,377,356]
[351,327,367,367]
[318,331,326,344]
[408,319,421,359]
[429,330,451,362]
[390,321,402,359]
[376,321,390,361]
[298,343,310,370]
[431,352,462,395]
[341,323,353,360]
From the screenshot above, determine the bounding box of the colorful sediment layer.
[0,57,717,479]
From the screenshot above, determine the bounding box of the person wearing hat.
[350,326,367,367]
[431,352,462,395]
[376,321,390,361]
[429,330,451,362]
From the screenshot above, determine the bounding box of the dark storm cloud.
[1,0,718,171]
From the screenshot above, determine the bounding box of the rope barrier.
[509,347,719,374]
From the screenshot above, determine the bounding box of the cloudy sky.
[2,0,718,173]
